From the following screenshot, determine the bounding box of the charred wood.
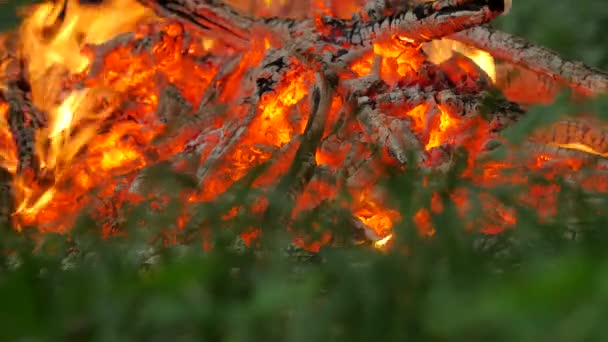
[326,0,507,46]
[263,71,334,227]
[522,141,608,165]
[1,40,46,180]
[357,105,420,165]
[0,167,14,230]
[138,0,507,50]
[451,25,608,96]
[360,86,524,130]
[529,119,608,156]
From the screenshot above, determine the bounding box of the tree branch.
[451,25,608,96]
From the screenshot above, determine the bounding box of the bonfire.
[1,0,607,252]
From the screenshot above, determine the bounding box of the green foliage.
[2,141,608,341]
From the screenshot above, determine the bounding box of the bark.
[529,119,608,156]
[495,62,562,105]
[1,39,46,180]
[360,86,525,130]
[451,25,608,96]
[138,0,507,49]
[336,0,506,45]
[136,0,256,49]
[0,167,14,230]
[522,141,608,165]
[156,83,194,123]
[357,105,421,165]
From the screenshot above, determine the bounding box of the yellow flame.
[257,71,308,146]
[15,187,55,218]
[9,0,153,219]
[21,0,151,81]
[373,234,393,249]
[424,38,496,83]
[426,106,457,150]
[552,143,608,158]
[202,38,215,50]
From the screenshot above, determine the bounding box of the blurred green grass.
[0,1,607,341]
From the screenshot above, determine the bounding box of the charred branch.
[529,119,608,156]
[0,167,14,230]
[263,71,334,227]
[451,25,608,96]
[138,0,507,50]
[326,0,507,46]
[357,105,420,165]
[2,43,46,180]
[137,0,256,49]
[360,86,524,130]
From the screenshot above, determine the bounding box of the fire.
[426,105,458,150]
[353,189,401,240]
[424,39,497,82]
[0,0,604,253]
[373,234,393,249]
[7,0,154,226]
[552,143,608,158]
[21,0,151,97]
[256,68,309,146]
[405,104,429,131]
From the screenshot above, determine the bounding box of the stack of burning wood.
[0,0,607,250]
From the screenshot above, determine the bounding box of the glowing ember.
[373,234,393,249]
[426,105,458,150]
[425,38,497,82]
[0,0,605,253]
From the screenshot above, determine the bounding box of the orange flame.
[0,0,602,253]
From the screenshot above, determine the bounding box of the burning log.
[530,120,608,157]
[137,0,508,50]
[0,167,14,229]
[1,37,46,181]
[362,86,524,124]
[362,0,513,21]
[326,0,507,46]
[2,0,608,251]
[263,70,335,226]
[357,105,420,165]
[494,63,562,105]
[451,25,608,96]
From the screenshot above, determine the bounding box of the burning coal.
[0,0,607,251]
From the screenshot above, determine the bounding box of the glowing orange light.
[426,106,457,150]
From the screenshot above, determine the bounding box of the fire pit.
[1,0,607,251]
